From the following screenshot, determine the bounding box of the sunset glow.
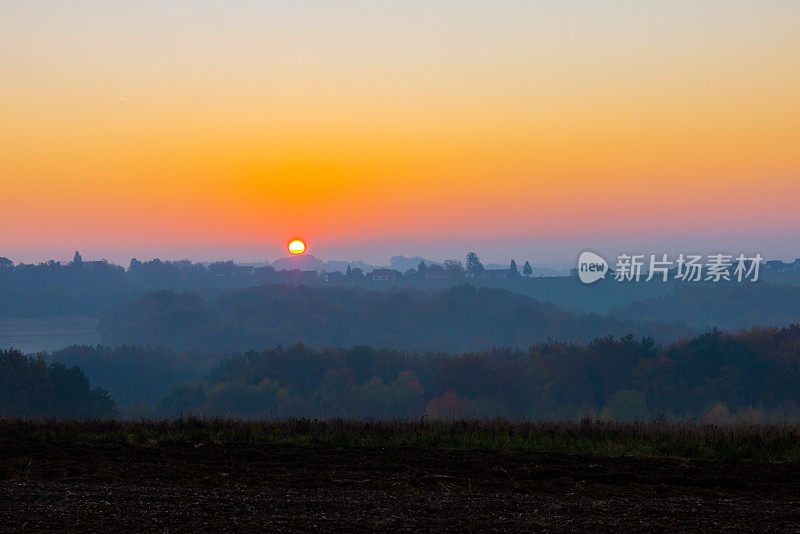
[1,1,799,263]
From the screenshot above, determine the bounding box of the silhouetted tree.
[510,260,519,277]
[72,251,83,267]
[0,349,116,417]
[523,261,533,277]
[0,257,13,269]
[466,252,484,278]
[417,260,427,279]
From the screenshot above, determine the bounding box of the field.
[0,316,100,354]
[1,420,800,532]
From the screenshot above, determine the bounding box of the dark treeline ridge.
[0,254,534,318]
[0,254,136,316]
[43,325,800,423]
[99,284,694,351]
[0,255,266,290]
[611,282,800,331]
[0,255,267,317]
[4,254,800,331]
[0,349,116,418]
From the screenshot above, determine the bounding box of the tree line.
[0,349,116,417]
[152,325,800,422]
[0,251,532,290]
[0,252,534,317]
[27,324,800,423]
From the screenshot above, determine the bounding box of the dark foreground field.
[1,420,800,532]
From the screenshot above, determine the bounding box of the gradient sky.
[2,1,799,265]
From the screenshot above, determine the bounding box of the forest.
[610,282,800,331]
[33,325,800,423]
[97,284,694,351]
[0,349,116,417]
[4,256,800,423]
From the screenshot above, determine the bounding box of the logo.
[577,251,609,284]
[576,251,763,284]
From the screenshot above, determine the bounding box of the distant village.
[265,256,800,286]
[253,255,536,285]
[2,252,798,289]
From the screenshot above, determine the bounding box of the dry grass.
[3,418,800,462]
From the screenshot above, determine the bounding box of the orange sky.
[1,1,799,263]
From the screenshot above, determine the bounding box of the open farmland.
[0,316,100,354]
[1,420,799,532]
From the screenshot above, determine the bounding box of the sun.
[288,239,306,255]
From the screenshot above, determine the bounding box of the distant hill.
[610,282,800,331]
[270,254,381,273]
[98,283,694,352]
[270,254,325,271]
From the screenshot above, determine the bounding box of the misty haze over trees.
[98,284,695,352]
[2,251,800,322]
[3,251,800,421]
[21,326,800,424]
[0,251,543,317]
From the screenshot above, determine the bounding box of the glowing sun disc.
[288,239,306,255]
